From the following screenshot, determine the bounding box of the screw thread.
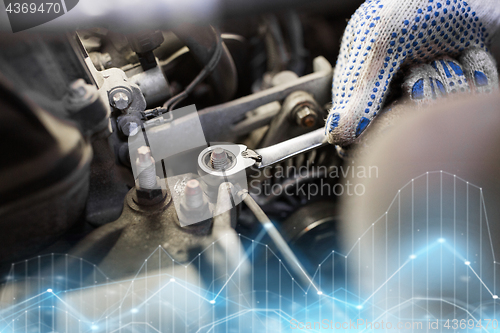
[137,163,157,189]
[136,146,157,189]
[210,148,230,170]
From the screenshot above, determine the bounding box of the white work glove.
[325,0,500,147]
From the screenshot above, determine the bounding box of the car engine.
[1,0,500,332]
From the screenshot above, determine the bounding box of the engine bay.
[1,0,500,331]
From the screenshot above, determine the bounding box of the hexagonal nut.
[295,106,318,128]
[112,92,131,110]
[134,186,166,206]
[120,121,139,137]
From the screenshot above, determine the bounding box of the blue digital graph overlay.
[0,171,498,332]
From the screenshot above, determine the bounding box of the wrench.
[202,128,329,173]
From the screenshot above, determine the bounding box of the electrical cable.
[141,27,224,120]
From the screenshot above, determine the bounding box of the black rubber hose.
[172,24,238,103]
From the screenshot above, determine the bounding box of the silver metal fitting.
[295,106,318,128]
[197,144,253,206]
[101,68,146,113]
[127,122,139,136]
[184,179,204,209]
[179,178,210,223]
[210,148,230,170]
[136,146,157,189]
[111,91,131,110]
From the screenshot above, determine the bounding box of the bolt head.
[127,122,139,136]
[182,178,207,212]
[211,148,227,159]
[137,146,152,163]
[185,179,202,196]
[296,106,318,128]
[112,92,130,110]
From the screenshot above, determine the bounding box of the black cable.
[165,29,223,111]
[141,27,224,120]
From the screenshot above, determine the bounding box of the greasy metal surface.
[69,175,237,280]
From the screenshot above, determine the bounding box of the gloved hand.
[325,0,500,147]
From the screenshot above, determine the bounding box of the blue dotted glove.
[325,0,500,147]
[403,48,498,101]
